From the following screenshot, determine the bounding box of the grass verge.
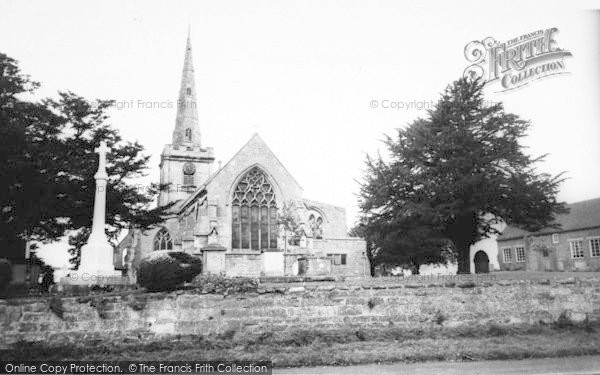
[2,321,599,367]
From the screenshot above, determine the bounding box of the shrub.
[487,323,508,336]
[190,274,258,294]
[90,297,111,319]
[367,298,377,310]
[137,251,202,292]
[555,311,574,328]
[0,258,12,290]
[434,310,447,325]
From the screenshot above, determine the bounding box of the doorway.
[474,251,490,273]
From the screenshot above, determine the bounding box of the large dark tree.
[358,78,566,273]
[0,53,170,268]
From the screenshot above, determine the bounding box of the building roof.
[497,197,600,241]
[177,133,303,214]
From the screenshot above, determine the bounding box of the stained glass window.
[231,167,277,250]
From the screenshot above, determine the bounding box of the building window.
[185,128,192,142]
[186,87,191,96]
[515,246,526,263]
[231,167,277,250]
[552,233,559,244]
[569,240,584,259]
[308,213,324,239]
[542,248,549,257]
[502,248,512,263]
[315,217,323,239]
[590,237,600,258]
[154,228,173,250]
[327,253,347,265]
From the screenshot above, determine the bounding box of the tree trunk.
[455,241,471,274]
[366,247,376,277]
[446,212,477,274]
[409,258,420,275]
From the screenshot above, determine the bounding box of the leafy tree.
[0,53,63,252]
[350,217,450,275]
[278,201,302,250]
[0,53,171,268]
[358,78,566,273]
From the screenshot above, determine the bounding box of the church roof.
[303,198,344,210]
[177,133,302,214]
[497,197,600,241]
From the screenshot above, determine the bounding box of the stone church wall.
[224,253,262,277]
[203,136,304,253]
[3,278,598,348]
[313,238,369,277]
[303,199,348,238]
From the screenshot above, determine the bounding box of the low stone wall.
[1,278,599,348]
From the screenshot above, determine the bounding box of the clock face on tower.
[183,162,196,175]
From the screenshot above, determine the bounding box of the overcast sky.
[2,0,599,268]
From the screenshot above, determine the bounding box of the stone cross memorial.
[62,141,123,285]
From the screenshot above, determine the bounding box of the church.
[115,32,369,279]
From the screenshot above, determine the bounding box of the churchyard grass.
[2,321,599,367]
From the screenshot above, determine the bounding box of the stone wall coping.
[313,237,366,242]
[2,276,600,303]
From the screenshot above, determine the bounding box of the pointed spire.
[173,27,201,148]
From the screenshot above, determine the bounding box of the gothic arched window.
[186,87,192,96]
[231,167,277,250]
[185,128,192,142]
[308,212,324,239]
[154,228,173,250]
[315,217,323,239]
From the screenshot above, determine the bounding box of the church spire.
[173,28,201,147]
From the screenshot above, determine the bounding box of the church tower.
[158,29,214,207]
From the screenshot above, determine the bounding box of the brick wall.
[3,278,599,348]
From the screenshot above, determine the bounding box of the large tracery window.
[154,228,173,250]
[231,167,278,250]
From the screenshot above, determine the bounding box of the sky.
[2,0,599,268]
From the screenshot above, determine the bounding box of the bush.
[137,251,202,292]
[0,258,12,290]
[190,275,258,294]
